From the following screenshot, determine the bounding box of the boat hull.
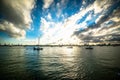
[85,47,93,49]
[33,47,43,50]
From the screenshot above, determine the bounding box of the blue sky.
[0,0,120,45]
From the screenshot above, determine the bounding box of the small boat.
[34,47,43,50]
[33,37,43,50]
[85,46,93,49]
[59,45,62,47]
[67,46,73,48]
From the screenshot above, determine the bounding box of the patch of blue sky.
[76,10,94,24]
[82,0,95,8]
[62,0,82,18]
[0,32,10,39]
[86,21,96,28]
[76,12,90,24]
[26,0,43,39]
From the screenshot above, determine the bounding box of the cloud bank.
[0,0,35,38]
[40,0,120,44]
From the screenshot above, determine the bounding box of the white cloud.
[56,0,68,18]
[95,14,104,24]
[93,0,107,14]
[40,7,90,44]
[47,13,52,20]
[43,0,54,9]
[110,17,120,22]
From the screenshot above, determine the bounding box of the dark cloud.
[0,0,25,28]
[73,0,120,42]
[0,0,35,38]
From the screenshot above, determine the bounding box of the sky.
[0,0,120,45]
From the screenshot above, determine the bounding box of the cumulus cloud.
[73,0,120,43]
[40,9,89,44]
[40,0,95,44]
[39,0,120,44]
[0,0,35,38]
[0,21,26,38]
[74,23,120,42]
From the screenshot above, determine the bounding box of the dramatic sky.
[0,0,120,45]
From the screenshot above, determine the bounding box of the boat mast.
[38,36,40,46]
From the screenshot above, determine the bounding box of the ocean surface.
[0,46,120,80]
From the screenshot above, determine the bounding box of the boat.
[67,46,73,48]
[85,46,93,49]
[34,47,43,50]
[59,45,63,47]
[33,37,43,50]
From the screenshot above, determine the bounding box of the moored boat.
[33,37,43,50]
[85,46,93,49]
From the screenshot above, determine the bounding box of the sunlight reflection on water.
[0,46,120,80]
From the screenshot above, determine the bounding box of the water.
[0,46,120,80]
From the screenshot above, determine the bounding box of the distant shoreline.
[0,44,120,47]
